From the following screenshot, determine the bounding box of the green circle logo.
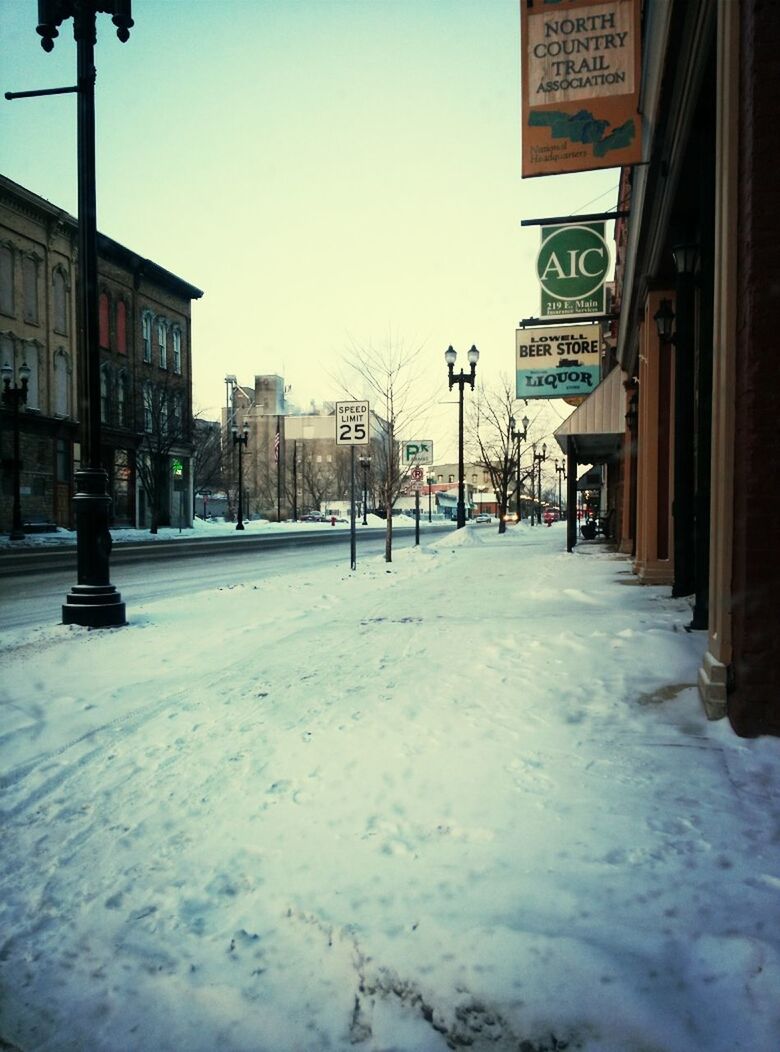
[537,225,610,302]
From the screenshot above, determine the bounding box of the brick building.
[0,175,203,532]
[553,0,780,736]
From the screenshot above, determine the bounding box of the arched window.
[142,312,153,362]
[117,370,128,427]
[100,363,111,424]
[0,244,13,316]
[172,327,182,374]
[53,268,69,334]
[157,319,167,369]
[99,291,110,349]
[143,382,153,432]
[20,342,40,410]
[22,255,39,324]
[170,392,184,435]
[116,299,127,355]
[54,348,71,416]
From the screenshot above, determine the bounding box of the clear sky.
[1,0,619,462]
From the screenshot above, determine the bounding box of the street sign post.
[335,400,369,570]
[403,440,434,465]
[336,401,370,445]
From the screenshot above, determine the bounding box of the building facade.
[0,175,203,533]
[553,0,780,737]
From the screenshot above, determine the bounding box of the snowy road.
[1,524,779,1052]
[0,528,433,632]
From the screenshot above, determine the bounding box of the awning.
[554,366,627,464]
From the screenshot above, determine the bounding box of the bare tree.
[467,378,517,533]
[134,372,190,533]
[339,335,436,562]
[468,377,549,534]
[191,416,223,515]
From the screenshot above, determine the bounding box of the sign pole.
[350,445,357,570]
[415,490,420,546]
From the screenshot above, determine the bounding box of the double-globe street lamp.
[358,453,371,525]
[533,442,547,525]
[1,360,31,540]
[445,344,479,529]
[510,413,529,523]
[11,1,133,626]
[232,420,249,530]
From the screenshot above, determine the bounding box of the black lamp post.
[654,241,703,622]
[232,420,249,530]
[533,442,547,525]
[11,1,132,625]
[359,454,371,525]
[1,360,31,540]
[510,413,529,522]
[445,344,479,529]
[555,458,566,521]
[427,474,435,522]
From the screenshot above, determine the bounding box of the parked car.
[300,511,327,522]
[474,513,492,523]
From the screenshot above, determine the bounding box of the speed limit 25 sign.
[335,401,370,445]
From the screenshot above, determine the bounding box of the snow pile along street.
[1,524,779,1051]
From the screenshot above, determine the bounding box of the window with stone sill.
[0,244,13,317]
[142,312,153,363]
[53,268,69,334]
[172,327,182,374]
[116,300,127,355]
[99,291,110,349]
[22,255,39,324]
[158,320,167,369]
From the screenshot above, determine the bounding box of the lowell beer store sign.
[516,323,600,400]
[538,221,610,318]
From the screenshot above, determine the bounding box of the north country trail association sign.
[520,0,643,178]
[537,221,610,318]
[516,323,601,400]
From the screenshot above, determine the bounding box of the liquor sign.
[335,401,370,445]
[516,323,601,400]
[520,0,642,178]
[403,440,434,465]
[538,221,610,318]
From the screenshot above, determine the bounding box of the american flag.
[274,428,280,462]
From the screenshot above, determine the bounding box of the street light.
[427,474,435,522]
[533,442,547,525]
[359,454,371,525]
[11,2,132,625]
[510,413,529,523]
[555,458,566,521]
[232,420,249,530]
[445,344,479,529]
[1,360,31,540]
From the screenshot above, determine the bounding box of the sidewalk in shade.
[1,523,779,1052]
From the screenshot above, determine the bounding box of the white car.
[474,513,492,523]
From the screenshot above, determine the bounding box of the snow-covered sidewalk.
[1,525,779,1052]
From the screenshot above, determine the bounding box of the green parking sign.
[537,222,609,319]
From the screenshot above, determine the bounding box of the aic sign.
[335,401,370,445]
[537,222,610,318]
